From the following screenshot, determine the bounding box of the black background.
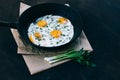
[0,0,120,80]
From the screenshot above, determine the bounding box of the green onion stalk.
[44,48,96,67]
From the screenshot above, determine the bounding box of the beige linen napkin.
[10,2,93,75]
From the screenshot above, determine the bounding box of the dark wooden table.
[0,0,120,80]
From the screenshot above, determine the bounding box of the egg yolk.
[29,35,34,42]
[37,20,47,28]
[58,17,67,24]
[50,30,62,38]
[34,32,41,38]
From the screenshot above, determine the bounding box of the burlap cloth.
[10,2,93,75]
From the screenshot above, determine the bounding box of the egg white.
[28,15,74,47]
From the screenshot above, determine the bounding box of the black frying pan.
[0,3,83,50]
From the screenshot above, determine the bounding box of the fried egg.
[37,20,47,28]
[28,15,74,47]
[50,30,62,38]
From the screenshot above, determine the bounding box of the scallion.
[44,48,96,67]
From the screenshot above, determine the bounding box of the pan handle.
[0,21,17,29]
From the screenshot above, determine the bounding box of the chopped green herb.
[64,26,67,28]
[59,40,62,42]
[40,28,42,30]
[69,37,71,40]
[36,27,39,29]
[56,42,59,44]
[62,34,65,36]
[67,29,69,31]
